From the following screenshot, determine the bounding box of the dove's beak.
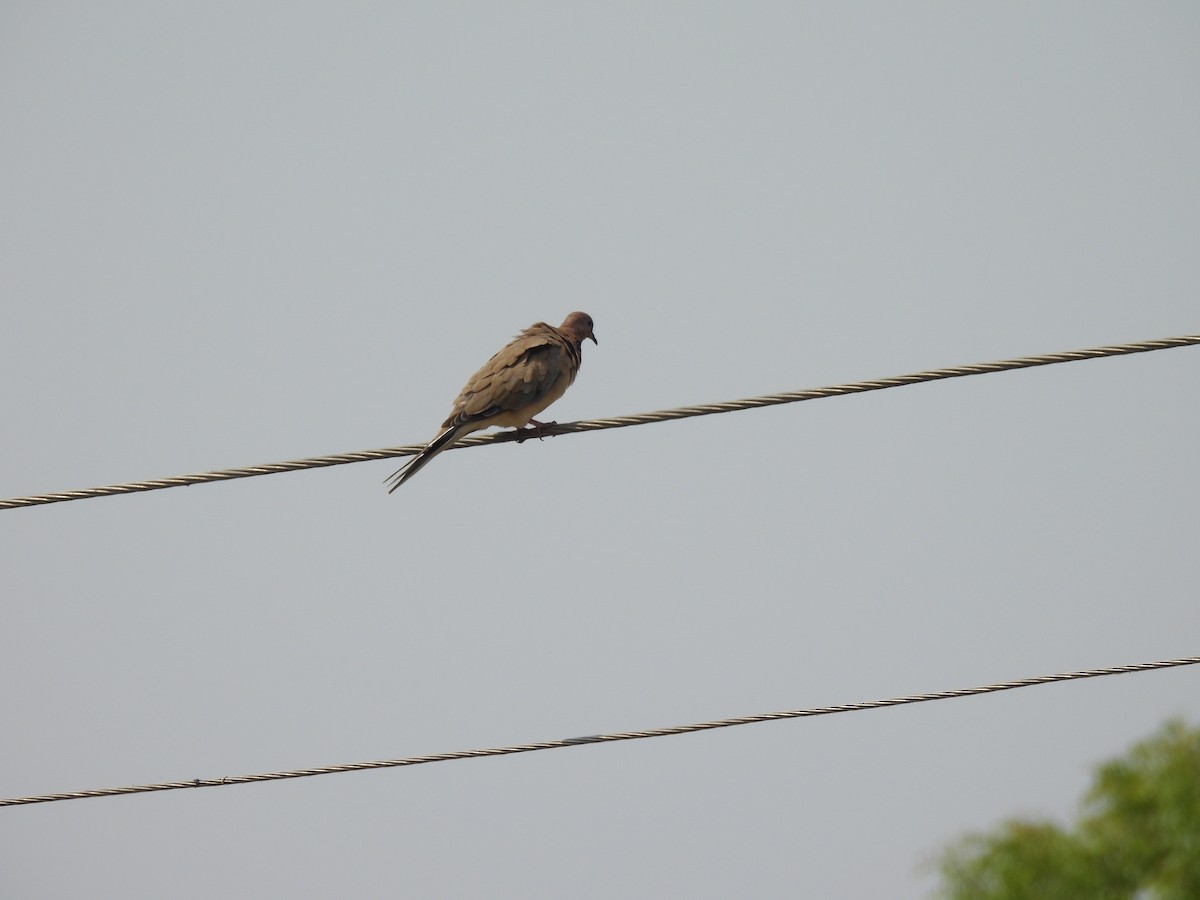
[589,333,598,345]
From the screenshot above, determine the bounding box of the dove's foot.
[515,419,557,443]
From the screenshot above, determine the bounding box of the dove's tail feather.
[384,425,466,493]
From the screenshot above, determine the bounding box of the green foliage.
[934,720,1200,900]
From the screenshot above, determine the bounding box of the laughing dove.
[385,311,598,492]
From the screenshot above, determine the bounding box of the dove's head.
[561,311,598,345]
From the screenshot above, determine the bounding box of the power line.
[3,654,1196,808]
[3,332,1198,511]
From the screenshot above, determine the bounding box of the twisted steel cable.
[3,333,1198,510]
[2,655,1195,807]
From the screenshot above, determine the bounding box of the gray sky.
[2,3,1198,897]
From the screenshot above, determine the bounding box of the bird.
[385,311,597,492]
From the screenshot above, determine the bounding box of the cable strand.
[3,333,1197,510]
[2,654,1196,807]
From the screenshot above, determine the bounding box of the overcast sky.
[3,3,1198,897]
